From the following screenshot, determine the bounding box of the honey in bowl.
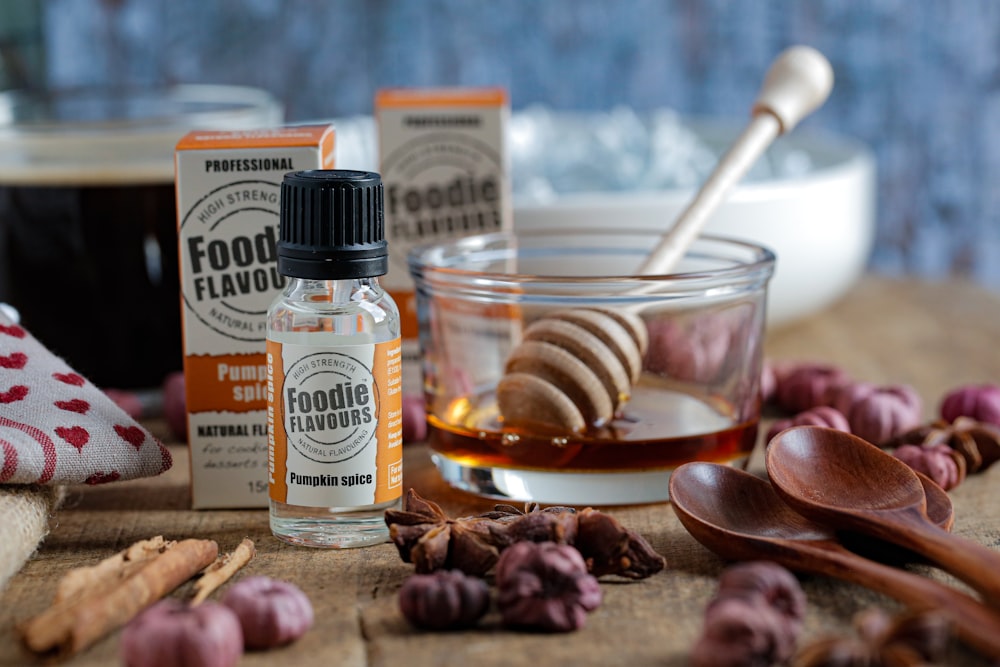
[408,230,773,505]
[429,383,758,473]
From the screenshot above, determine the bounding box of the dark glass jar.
[0,85,282,388]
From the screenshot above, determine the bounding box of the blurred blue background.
[4,0,999,290]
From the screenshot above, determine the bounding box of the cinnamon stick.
[19,538,218,656]
[53,536,175,604]
[191,537,256,605]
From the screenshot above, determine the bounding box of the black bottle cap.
[277,170,387,279]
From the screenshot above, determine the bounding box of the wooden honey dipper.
[497,46,835,433]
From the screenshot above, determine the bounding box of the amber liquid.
[428,383,758,473]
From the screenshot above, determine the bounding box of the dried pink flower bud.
[760,361,779,404]
[398,569,490,631]
[940,383,1000,427]
[120,599,243,667]
[495,541,602,632]
[836,383,923,444]
[162,371,187,441]
[767,359,796,384]
[715,561,806,632]
[401,393,427,443]
[103,388,145,419]
[774,363,850,413]
[893,443,966,491]
[766,406,851,443]
[691,596,796,667]
[692,561,805,666]
[446,368,474,396]
[221,576,313,650]
[644,317,730,384]
[827,380,872,419]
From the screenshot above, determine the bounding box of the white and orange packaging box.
[174,125,336,509]
[375,88,512,395]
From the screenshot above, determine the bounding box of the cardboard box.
[375,88,512,394]
[175,125,335,508]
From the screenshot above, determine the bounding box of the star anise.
[384,489,666,579]
[793,607,952,666]
[384,489,508,576]
[574,507,667,579]
[888,416,1000,474]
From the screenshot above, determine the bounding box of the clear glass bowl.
[408,230,775,505]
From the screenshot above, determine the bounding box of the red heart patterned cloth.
[0,310,171,485]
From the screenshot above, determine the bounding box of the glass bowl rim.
[408,229,777,285]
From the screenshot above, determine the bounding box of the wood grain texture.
[0,277,998,666]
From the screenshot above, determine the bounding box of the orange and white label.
[175,124,335,509]
[176,125,336,155]
[376,88,511,395]
[267,338,402,507]
[375,87,507,109]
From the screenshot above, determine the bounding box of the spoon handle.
[797,542,1000,658]
[888,511,1000,610]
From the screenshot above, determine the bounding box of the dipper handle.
[637,46,834,276]
[753,45,835,133]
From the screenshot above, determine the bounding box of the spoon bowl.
[669,461,1000,659]
[839,469,954,563]
[669,462,841,558]
[669,463,951,561]
[766,424,926,513]
[767,425,1000,608]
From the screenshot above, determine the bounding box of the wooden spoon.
[498,46,835,433]
[766,425,1000,609]
[669,462,1000,659]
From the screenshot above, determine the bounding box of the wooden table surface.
[3,276,1000,666]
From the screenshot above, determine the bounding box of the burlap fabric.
[0,486,64,592]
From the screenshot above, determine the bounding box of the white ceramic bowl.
[332,114,876,328]
[513,125,876,328]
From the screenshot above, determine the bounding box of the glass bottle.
[267,170,403,548]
